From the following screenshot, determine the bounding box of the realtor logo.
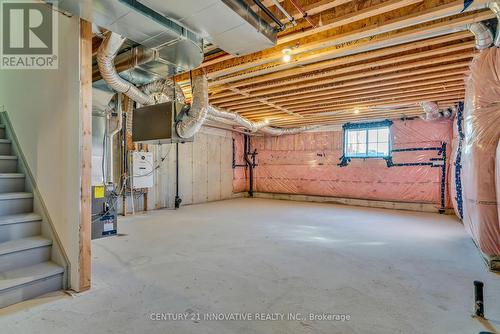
[1,0,58,69]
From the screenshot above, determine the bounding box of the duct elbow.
[97,32,155,106]
[468,22,494,50]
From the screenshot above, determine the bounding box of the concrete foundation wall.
[0,15,82,289]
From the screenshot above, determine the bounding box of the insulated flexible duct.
[468,22,494,50]
[141,79,185,104]
[98,32,316,137]
[176,75,209,139]
[208,105,269,132]
[97,32,155,106]
[259,125,319,135]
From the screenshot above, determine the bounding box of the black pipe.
[174,142,182,209]
[474,281,484,317]
[252,0,286,31]
[243,135,254,197]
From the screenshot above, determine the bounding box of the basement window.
[343,120,393,159]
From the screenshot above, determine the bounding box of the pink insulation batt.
[234,118,453,207]
[461,48,500,256]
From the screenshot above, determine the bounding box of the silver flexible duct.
[489,1,500,47]
[468,22,494,50]
[207,104,316,135]
[141,79,186,104]
[98,33,319,137]
[176,75,209,139]
[97,32,155,106]
[259,125,319,135]
[208,105,269,132]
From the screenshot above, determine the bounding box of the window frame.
[342,120,393,159]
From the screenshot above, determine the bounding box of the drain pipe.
[243,135,254,197]
[468,22,494,49]
[489,1,500,47]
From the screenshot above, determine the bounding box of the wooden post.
[79,18,92,292]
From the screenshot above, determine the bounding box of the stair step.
[0,192,32,200]
[0,156,17,173]
[0,173,23,178]
[0,236,52,272]
[0,140,11,156]
[0,262,64,308]
[0,213,42,226]
[0,192,33,215]
[0,173,25,193]
[0,236,52,256]
[0,214,42,243]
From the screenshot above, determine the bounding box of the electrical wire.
[92,144,173,223]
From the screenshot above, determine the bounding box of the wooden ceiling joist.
[213,62,469,110]
[212,34,473,93]
[218,51,473,111]
[189,0,490,126]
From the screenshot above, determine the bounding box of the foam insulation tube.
[468,22,494,50]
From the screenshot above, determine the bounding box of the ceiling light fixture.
[282,48,292,63]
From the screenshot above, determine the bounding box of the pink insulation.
[234,119,453,207]
[461,48,500,256]
[497,140,500,224]
[232,134,247,193]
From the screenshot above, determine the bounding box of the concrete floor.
[1,198,500,334]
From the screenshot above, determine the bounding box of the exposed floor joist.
[175,0,495,126]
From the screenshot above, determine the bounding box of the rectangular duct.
[54,0,204,74]
[141,0,278,55]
